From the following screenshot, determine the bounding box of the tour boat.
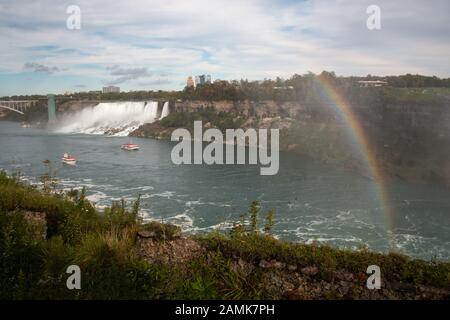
[121,143,140,151]
[61,153,77,165]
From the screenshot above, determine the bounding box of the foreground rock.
[129,121,176,140]
[135,225,450,300]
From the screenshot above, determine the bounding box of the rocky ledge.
[135,224,450,300]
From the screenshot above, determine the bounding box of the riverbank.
[1,172,449,299]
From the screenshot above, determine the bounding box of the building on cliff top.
[195,74,212,86]
[358,80,388,87]
[186,76,195,88]
[102,86,120,93]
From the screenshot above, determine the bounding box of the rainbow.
[314,76,397,249]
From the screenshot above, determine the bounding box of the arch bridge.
[0,100,39,115]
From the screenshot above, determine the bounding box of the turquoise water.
[1,121,449,260]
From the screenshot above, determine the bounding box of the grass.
[0,171,449,299]
[197,232,450,289]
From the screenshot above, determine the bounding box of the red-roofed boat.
[61,153,77,165]
[121,143,140,151]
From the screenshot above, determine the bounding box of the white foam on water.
[86,191,108,203]
[186,200,203,207]
[304,236,362,244]
[189,221,235,233]
[149,191,175,199]
[122,186,155,192]
[142,211,194,230]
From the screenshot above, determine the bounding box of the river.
[1,120,449,260]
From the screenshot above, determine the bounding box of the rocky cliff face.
[173,100,301,118]
[366,103,450,185]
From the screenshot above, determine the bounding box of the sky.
[0,0,449,96]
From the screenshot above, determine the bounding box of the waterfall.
[55,101,167,136]
[159,102,170,119]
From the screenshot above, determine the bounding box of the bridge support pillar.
[47,94,56,124]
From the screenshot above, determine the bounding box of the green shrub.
[0,210,44,299]
[160,109,244,132]
[139,221,181,241]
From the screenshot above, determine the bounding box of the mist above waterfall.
[55,101,169,136]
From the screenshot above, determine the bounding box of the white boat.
[121,143,140,151]
[61,153,77,165]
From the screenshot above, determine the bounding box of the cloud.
[1,0,449,95]
[105,65,152,85]
[23,62,59,74]
[137,78,171,87]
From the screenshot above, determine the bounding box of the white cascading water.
[159,102,169,120]
[55,101,169,136]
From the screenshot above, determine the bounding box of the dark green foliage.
[249,201,259,234]
[231,200,275,237]
[264,210,274,234]
[0,211,44,299]
[160,107,244,132]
